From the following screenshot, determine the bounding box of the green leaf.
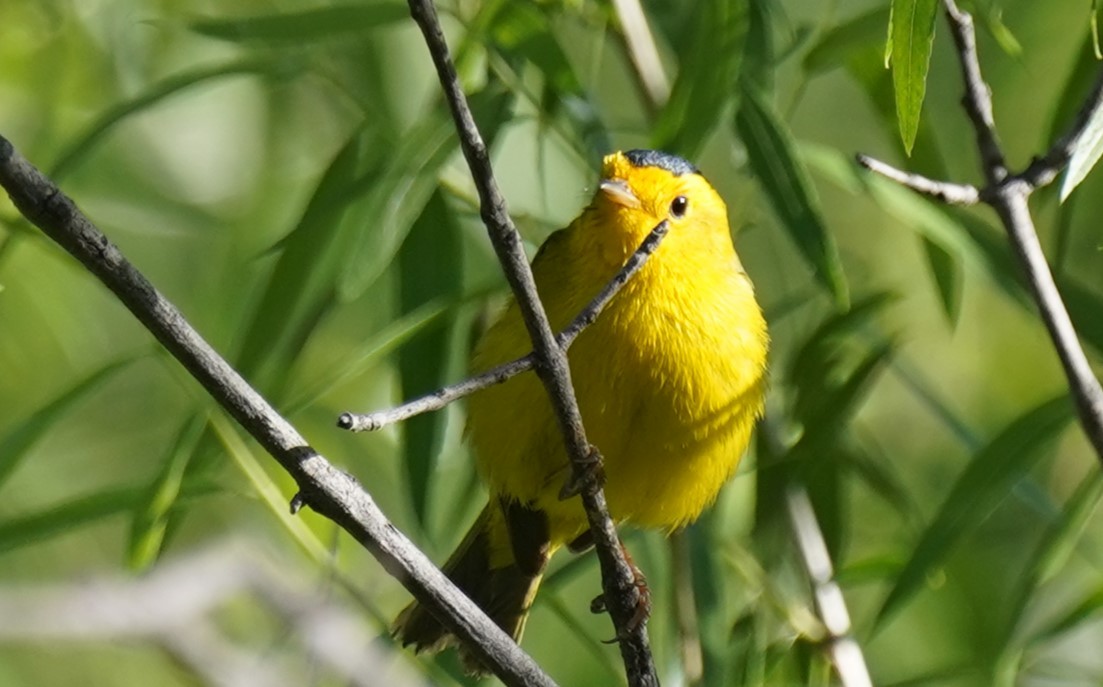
[50,58,293,181]
[887,0,939,154]
[652,0,748,159]
[1002,470,1103,652]
[687,514,736,687]
[0,487,138,555]
[398,191,464,525]
[875,397,1075,627]
[735,83,849,307]
[0,357,135,490]
[803,7,891,75]
[188,4,409,44]
[1060,102,1103,200]
[1030,584,1103,645]
[338,87,513,301]
[922,237,964,327]
[209,414,331,564]
[236,126,387,396]
[127,414,207,570]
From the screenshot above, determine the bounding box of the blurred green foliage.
[2,0,1103,685]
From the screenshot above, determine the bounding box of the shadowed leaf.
[876,397,1075,627]
[50,58,293,181]
[652,0,748,159]
[0,358,135,490]
[803,7,890,75]
[736,84,849,307]
[188,4,408,44]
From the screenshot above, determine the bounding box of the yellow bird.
[394,149,768,669]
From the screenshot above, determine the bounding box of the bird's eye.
[670,195,689,218]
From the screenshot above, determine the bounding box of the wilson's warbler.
[395,149,768,669]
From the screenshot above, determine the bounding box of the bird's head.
[588,149,732,263]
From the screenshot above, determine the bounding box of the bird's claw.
[590,560,651,643]
[558,446,606,500]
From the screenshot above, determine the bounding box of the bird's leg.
[589,541,652,641]
[558,444,606,500]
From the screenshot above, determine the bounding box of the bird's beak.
[599,178,641,209]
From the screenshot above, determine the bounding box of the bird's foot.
[590,546,651,642]
[558,445,605,500]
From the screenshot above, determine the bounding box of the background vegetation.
[2,0,1102,685]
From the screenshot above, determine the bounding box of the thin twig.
[0,133,558,687]
[405,1,659,684]
[854,154,980,205]
[943,0,1007,183]
[858,2,1103,466]
[339,220,669,432]
[940,0,1103,461]
[786,488,873,687]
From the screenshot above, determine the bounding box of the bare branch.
[786,488,873,687]
[405,0,658,683]
[339,220,669,432]
[943,0,1007,183]
[855,154,980,205]
[0,133,557,687]
[0,542,429,687]
[859,2,1103,464]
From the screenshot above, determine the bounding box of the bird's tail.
[392,500,551,675]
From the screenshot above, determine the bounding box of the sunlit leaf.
[735,84,849,307]
[1060,101,1103,200]
[1029,584,1103,645]
[886,0,939,154]
[876,397,1074,626]
[0,357,135,490]
[127,413,207,570]
[209,414,331,564]
[188,4,408,44]
[1002,470,1103,651]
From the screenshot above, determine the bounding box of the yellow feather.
[394,150,768,670]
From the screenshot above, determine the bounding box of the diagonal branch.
[862,1,1103,466]
[0,133,558,687]
[404,0,659,684]
[339,220,669,432]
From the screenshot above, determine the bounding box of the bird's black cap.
[623,149,700,176]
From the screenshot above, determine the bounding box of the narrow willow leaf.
[188,4,408,44]
[875,397,1074,627]
[0,487,139,555]
[236,126,386,396]
[1002,471,1103,652]
[127,414,207,570]
[688,513,736,687]
[1029,585,1103,645]
[338,87,513,301]
[398,191,463,525]
[803,7,890,75]
[652,0,748,159]
[922,236,964,327]
[887,0,939,154]
[209,414,331,564]
[0,357,134,489]
[1060,102,1103,200]
[975,2,1023,57]
[51,58,290,181]
[735,84,849,306]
